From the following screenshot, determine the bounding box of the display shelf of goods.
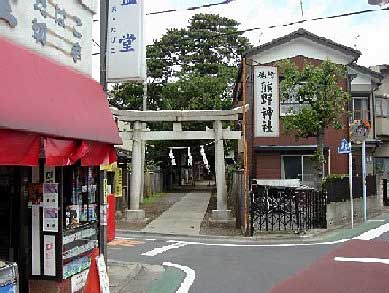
[62,223,98,279]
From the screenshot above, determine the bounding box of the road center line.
[141,242,189,256]
[163,262,195,293]
[334,257,389,265]
[166,239,349,247]
[353,223,389,240]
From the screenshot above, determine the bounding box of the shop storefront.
[0,34,121,292]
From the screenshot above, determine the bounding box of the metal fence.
[250,185,327,234]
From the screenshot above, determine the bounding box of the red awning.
[0,36,121,145]
[44,138,116,167]
[81,142,117,166]
[44,138,88,166]
[0,134,118,166]
[0,129,40,166]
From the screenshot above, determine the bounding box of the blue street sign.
[338,138,351,154]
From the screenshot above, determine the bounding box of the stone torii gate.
[112,107,245,223]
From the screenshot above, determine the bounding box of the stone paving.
[141,191,212,236]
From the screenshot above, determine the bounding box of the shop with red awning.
[0,36,121,166]
[0,36,121,292]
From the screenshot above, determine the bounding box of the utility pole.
[99,0,109,262]
[140,81,147,203]
[100,0,109,92]
[299,0,304,18]
[362,140,367,221]
[242,58,249,236]
[349,142,354,228]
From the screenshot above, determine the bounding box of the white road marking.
[353,223,389,240]
[145,238,156,241]
[115,236,136,240]
[368,220,385,222]
[141,242,189,256]
[166,239,349,247]
[334,257,389,265]
[163,262,195,293]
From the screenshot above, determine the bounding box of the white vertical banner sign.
[254,66,279,137]
[107,0,146,82]
[31,205,41,275]
[44,235,56,276]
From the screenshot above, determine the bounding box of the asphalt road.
[108,223,389,293]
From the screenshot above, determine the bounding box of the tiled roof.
[348,63,384,81]
[244,28,361,60]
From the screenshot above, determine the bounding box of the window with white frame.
[375,96,388,117]
[282,155,315,186]
[280,82,310,116]
[352,97,369,121]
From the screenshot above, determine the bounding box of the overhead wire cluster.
[92,0,236,49]
[92,3,389,54]
[146,0,236,15]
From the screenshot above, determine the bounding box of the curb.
[115,229,327,243]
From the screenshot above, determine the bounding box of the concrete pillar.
[140,138,146,203]
[126,121,145,222]
[212,120,233,223]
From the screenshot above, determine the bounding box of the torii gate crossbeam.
[113,106,247,223]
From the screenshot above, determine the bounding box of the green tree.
[110,13,251,168]
[110,13,251,111]
[278,60,350,183]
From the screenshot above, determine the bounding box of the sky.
[91,0,389,82]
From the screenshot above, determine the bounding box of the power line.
[92,39,100,47]
[91,6,389,55]
[224,6,389,37]
[93,0,236,22]
[146,0,236,15]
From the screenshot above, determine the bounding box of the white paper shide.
[254,66,279,137]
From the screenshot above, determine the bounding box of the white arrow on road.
[353,223,389,240]
[163,262,196,293]
[334,257,389,265]
[141,242,189,256]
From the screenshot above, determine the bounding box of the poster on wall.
[44,166,56,183]
[106,0,146,82]
[27,183,43,205]
[43,183,59,232]
[100,205,107,226]
[254,66,280,137]
[44,235,56,276]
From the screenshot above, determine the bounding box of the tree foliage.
[109,13,251,111]
[278,60,350,180]
[109,14,251,167]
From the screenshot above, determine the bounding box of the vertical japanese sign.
[43,183,59,232]
[106,0,146,82]
[44,235,56,276]
[114,167,123,197]
[254,66,279,137]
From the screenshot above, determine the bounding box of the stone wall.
[327,177,384,227]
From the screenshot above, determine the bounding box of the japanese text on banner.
[254,66,279,137]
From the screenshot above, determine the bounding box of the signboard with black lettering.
[254,66,280,137]
[106,0,146,82]
[0,0,96,75]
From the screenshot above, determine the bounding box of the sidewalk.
[108,261,184,293]
[141,191,212,235]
